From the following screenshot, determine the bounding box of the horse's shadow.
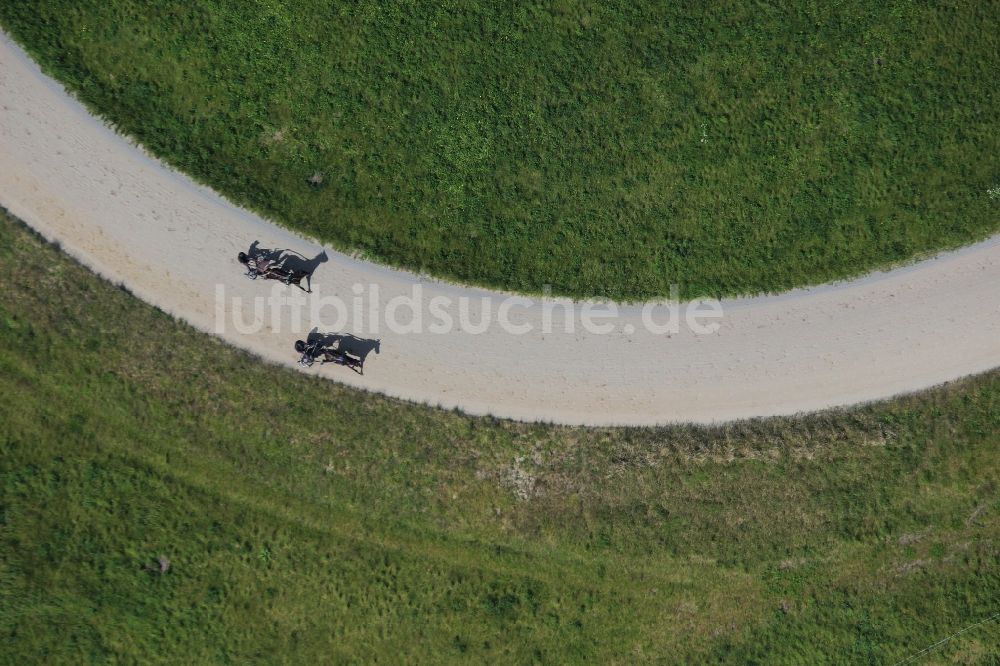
[278,249,328,292]
[306,328,381,365]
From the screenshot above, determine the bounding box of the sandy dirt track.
[2,33,999,426]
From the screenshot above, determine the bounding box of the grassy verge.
[1,1,998,299]
[0,207,998,662]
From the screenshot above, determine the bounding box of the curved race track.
[1,32,998,426]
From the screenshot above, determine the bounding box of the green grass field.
[1,1,998,299]
[1,208,998,662]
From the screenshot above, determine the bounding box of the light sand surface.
[2,32,998,426]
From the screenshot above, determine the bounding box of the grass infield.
[1,1,998,299]
[0,208,998,661]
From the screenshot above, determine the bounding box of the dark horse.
[237,251,311,291]
[295,339,364,375]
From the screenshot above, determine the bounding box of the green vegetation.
[1,209,998,662]
[2,1,999,299]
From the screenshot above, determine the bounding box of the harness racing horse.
[237,252,311,291]
[295,339,364,375]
